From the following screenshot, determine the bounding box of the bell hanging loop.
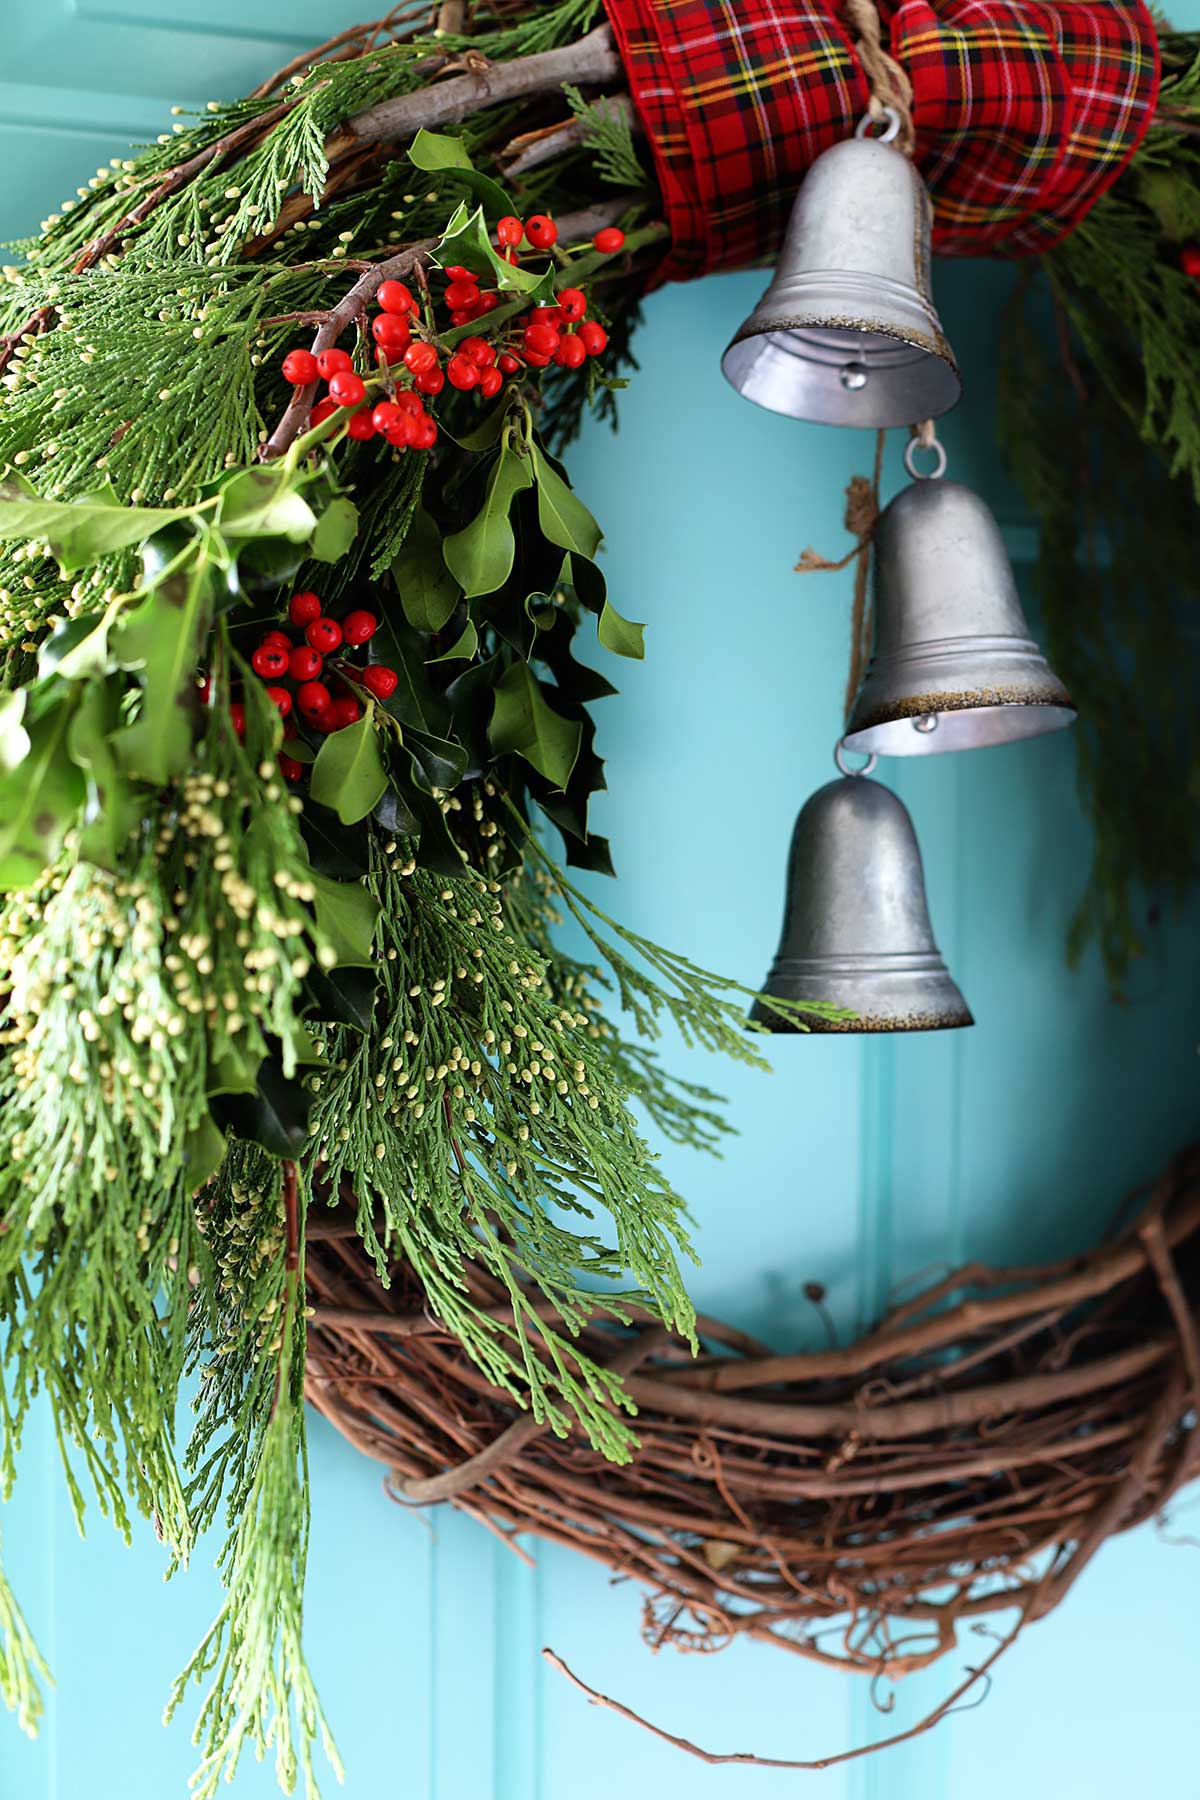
[751,767,972,1035]
[842,476,1077,757]
[721,108,961,430]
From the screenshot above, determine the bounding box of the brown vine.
[304,1145,1200,1764]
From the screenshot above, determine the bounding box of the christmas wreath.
[0,2,1197,1793]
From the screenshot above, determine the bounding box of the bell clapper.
[913,714,940,734]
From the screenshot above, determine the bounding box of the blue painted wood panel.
[2,8,1199,1798]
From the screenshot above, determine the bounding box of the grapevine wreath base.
[0,1,1199,1793]
[305,1146,1200,1766]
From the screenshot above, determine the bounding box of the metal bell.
[751,762,972,1034]
[843,473,1076,756]
[721,113,960,429]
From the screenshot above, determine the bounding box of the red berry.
[445,278,480,311]
[289,645,323,682]
[288,591,322,627]
[371,400,405,435]
[329,369,366,407]
[296,680,332,717]
[282,348,319,384]
[265,684,293,718]
[316,347,353,379]
[404,341,438,376]
[251,643,290,679]
[479,366,504,398]
[475,292,500,315]
[260,628,293,650]
[372,313,411,357]
[449,310,473,329]
[395,391,423,415]
[578,320,608,356]
[524,214,557,249]
[377,279,416,315]
[443,265,475,282]
[415,366,445,396]
[556,287,587,322]
[498,351,521,375]
[229,702,246,740]
[523,321,559,356]
[460,335,495,368]
[361,664,399,699]
[524,350,552,368]
[346,409,377,440]
[329,697,362,729]
[1181,245,1200,279]
[383,411,417,448]
[447,353,480,390]
[341,609,378,647]
[413,416,438,449]
[278,753,304,782]
[555,334,586,370]
[310,397,338,426]
[496,215,524,247]
[306,617,343,654]
[593,227,625,254]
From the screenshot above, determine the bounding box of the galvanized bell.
[842,469,1076,756]
[721,112,960,429]
[751,759,972,1034]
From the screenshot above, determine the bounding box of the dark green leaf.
[598,598,645,660]
[68,677,140,872]
[489,662,581,790]
[308,495,359,564]
[310,870,379,967]
[210,1049,311,1159]
[310,711,389,824]
[110,559,212,786]
[443,446,533,599]
[373,609,452,735]
[0,699,84,890]
[301,804,371,879]
[0,476,191,572]
[530,446,602,559]
[393,505,461,632]
[428,618,478,664]
[38,612,113,681]
[408,130,510,219]
[217,467,317,543]
[304,962,379,1032]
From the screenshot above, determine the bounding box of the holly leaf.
[408,130,510,219]
[310,710,388,824]
[393,505,461,632]
[372,610,451,735]
[0,698,84,890]
[436,202,557,303]
[210,1048,312,1159]
[304,963,379,1032]
[217,467,317,543]
[0,475,192,572]
[489,662,581,790]
[38,611,114,681]
[0,691,29,774]
[308,495,359,564]
[405,725,469,794]
[529,446,602,559]
[443,446,533,599]
[428,618,478,664]
[110,559,212,786]
[598,598,645,660]
[68,677,139,872]
[182,1112,228,1190]
[310,870,379,967]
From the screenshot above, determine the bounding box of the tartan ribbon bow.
[601,0,1160,283]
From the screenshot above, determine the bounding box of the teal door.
[3,7,1199,1798]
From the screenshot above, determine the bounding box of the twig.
[500,93,636,178]
[346,23,621,144]
[272,1158,301,1417]
[542,1619,1023,1771]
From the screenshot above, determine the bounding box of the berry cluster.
[277,217,625,434]
[203,591,397,778]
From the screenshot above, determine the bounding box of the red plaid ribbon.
[602,0,1159,281]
